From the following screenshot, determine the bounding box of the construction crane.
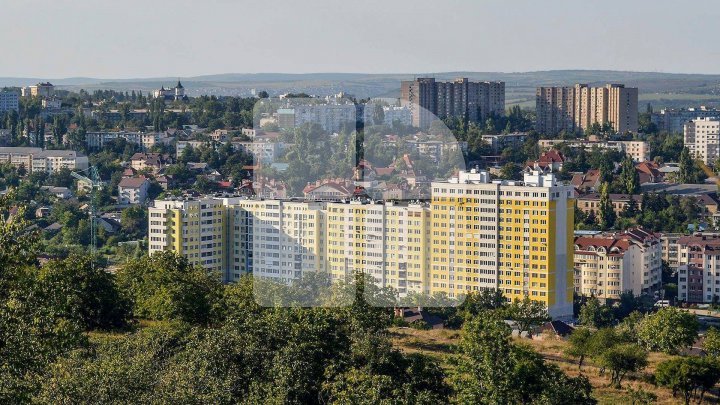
[71,166,102,266]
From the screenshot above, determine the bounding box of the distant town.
[2,76,720,311]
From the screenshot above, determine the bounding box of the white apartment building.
[573,228,662,301]
[226,199,326,284]
[118,177,150,205]
[279,103,356,133]
[684,118,720,165]
[86,131,172,151]
[363,104,412,126]
[0,147,88,173]
[538,139,649,162]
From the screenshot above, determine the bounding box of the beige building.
[684,118,720,165]
[0,147,88,173]
[536,84,638,136]
[574,228,662,300]
[22,82,55,98]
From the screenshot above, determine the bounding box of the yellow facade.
[149,171,574,318]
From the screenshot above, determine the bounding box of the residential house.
[118,176,150,205]
[130,153,172,174]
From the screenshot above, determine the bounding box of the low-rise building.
[576,193,642,216]
[525,149,565,173]
[570,169,602,193]
[0,147,88,173]
[481,133,529,154]
[118,176,150,205]
[130,152,172,174]
[86,131,173,151]
[573,227,662,300]
[538,139,649,162]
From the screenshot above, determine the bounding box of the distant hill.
[4,70,720,109]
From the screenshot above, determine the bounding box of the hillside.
[3,70,720,108]
[390,327,710,405]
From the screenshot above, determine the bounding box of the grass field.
[390,327,713,405]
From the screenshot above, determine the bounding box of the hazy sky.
[3,0,720,78]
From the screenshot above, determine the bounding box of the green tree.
[565,328,594,369]
[115,251,224,325]
[453,312,594,404]
[578,297,614,328]
[678,147,699,184]
[37,255,132,330]
[619,155,640,194]
[596,343,647,388]
[703,327,720,357]
[598,182,616,230]
[636,307,699,354]
[656,357,720,405]
[506,296,550,338]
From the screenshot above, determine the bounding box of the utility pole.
[71,166,101,267]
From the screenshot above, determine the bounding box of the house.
[536,320,575,339]
[525,149,565,173]
[570,169,602,193]
[303,179,354,200]
[129,153,172,174]
[576,193,642,216]
[35,206,51,218]
[118,176,150,205]
[635,161,663,184]
[696,193,720,216]
[40,186,73,199]
[156,174,174,190]
[97,217,121,233]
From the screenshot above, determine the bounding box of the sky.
[2,0,720,78]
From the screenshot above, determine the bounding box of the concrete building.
[576,193,642,216]
[0,89,20,113]
[0,147,88,173]
[481,132,529,154]
[538,139,649,162]
[536,84,638,136]
[363,104,412,126]
[429,169,575,319]
[148,197,227,274]
[676,234,720,303]
[277,104,356,133]
[86,131,173,151]
[684,117,720,165]
[574,228,662,300]
[652,107,720,134]
[22,82,54,98]
[401,78,505,129]
[148,170,574,319]
[118,176,150,205]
